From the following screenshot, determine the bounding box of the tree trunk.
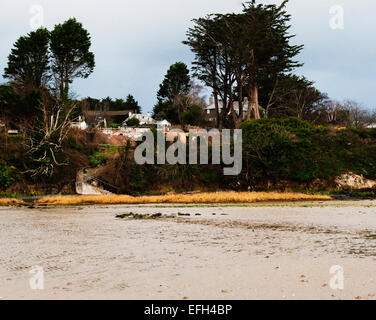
[250,84,260,119]
[238,82,243,122]
[213,91,220,129]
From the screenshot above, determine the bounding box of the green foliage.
[88,152,107,168]
[182,104,205,126]
[157,62,190,103]
[184,0,304,125]
[0,85,43,122]
[153,62,191,123]
[126,117,140,127]
[3,28,50,90]
[68,137,83,152]
[0,163,17,189]
[124,94,141,114]
[85,95,142,123]
[153,100,178,123]
[98,144,121,156]
[108,122,121,128]
[241,118,376,184]
[50,18,95,101]
[96,95,141,113]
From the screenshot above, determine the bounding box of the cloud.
[0,0,375,111]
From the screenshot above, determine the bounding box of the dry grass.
[0,198,26,206]
[35,192,332,206]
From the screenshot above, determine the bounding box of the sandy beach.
[1,201,376,300]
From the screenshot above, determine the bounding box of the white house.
[204,96,252,123]
[71,116,88,130]
[124,112,155,126]
[122,112,171,128]
[156,119,172,128]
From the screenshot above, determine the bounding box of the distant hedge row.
[241,118,376,184]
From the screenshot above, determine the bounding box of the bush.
[108,122,121,128]
[182,104,205,126]
[68,136,83,152]
[241,117,376,185]
[88,152,107,168]
[126,118,140,127]
[0,163,17,189]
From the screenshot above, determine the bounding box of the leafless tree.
[24,101,77,176]
[341,100,373,128]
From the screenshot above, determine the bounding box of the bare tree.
[25,101,77,176]
[342,100,373,129]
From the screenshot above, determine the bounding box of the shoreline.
[0,191,333,207]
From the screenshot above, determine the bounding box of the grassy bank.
[34,192,332,206]
[0,198,26,206]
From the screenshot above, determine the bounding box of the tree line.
[154,0,374,129]
[1,0,375,186]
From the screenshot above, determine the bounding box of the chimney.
[209,96,214,105]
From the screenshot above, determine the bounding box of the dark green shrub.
[68,136,83,152]
[88,152,107,168]
[0,163,17,189]
[241,117,376,184]
[126,118,140,127]
[182,104,206,126]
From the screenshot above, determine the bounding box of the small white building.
[156,119,172,128]
[124,112,155,126]
[71,116,88,130]
[122,112,171,129]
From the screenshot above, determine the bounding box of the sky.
[0,0,375,112]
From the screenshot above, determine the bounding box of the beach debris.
[178,213,190,217]
[116,212,170,219]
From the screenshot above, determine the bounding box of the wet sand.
[1,201,376,300]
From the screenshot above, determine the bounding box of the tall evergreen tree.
[125,94,141,113]
[153,62,191,123]
[50,18,95,102]
[157,62,190,103]
[184,0,303,127]
[3,28,50,92]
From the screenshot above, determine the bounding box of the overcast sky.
[0,0,375,112]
